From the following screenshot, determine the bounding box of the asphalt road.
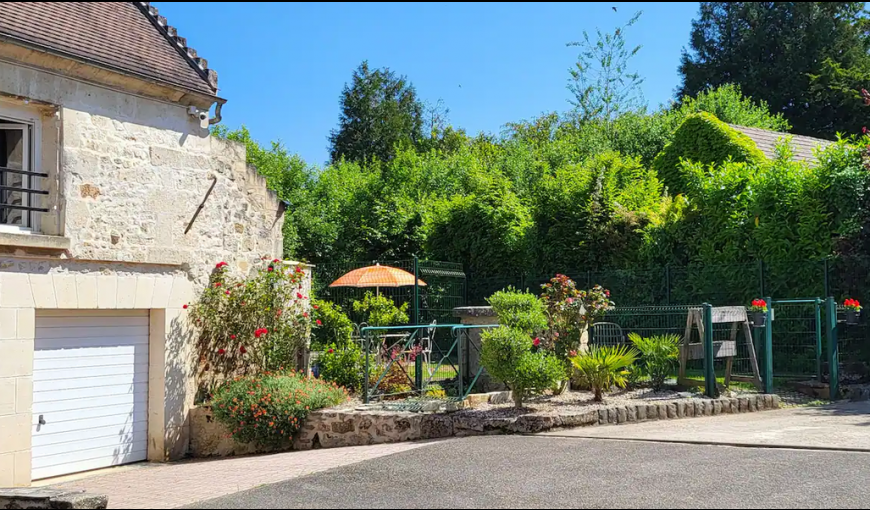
[187,436,870,509]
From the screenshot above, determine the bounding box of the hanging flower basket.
[844,299,862,326]
[748,299,768,328]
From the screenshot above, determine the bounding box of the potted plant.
[844,299,862,326]
[748,299,768,328]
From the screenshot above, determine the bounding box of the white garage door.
[32,310,149,480]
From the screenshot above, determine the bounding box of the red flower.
[273,258,281,263]
[566,298,574,304]
[268,267,274,272]
[295,266,303,273]
[297,292,303,299]
[216,261,228,269]
[316,319,322,326]
[231,334,237,340]
[225,290,231,295]
[327,349,334,354]
[276,310,283,316]
[569,350,578,357]
[533,337,541,347]
[240,346,247,354]
[215,282,222,288]
[218,348,226,355]
[303,312,309,318]
[183,304,188,309]
[313,304,319,310]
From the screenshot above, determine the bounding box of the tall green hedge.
[652,113,766,196]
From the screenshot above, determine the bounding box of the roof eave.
[0,33,224,106]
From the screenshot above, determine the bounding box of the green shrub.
[571,346,639,402]
[629,333,681,390]
[352,292,409,327]
[480,326,566,408]
[652,112,766,196]
[317,343,364,392]
[487,288,547,335]
[311,300,354,350]
[424,384,446,398]
[210,370,347,448]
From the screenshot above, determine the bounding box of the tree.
[679,2,870,138]
[328,61,425,164]
[567,10,645,121]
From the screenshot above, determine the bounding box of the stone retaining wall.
[189,394,781,457]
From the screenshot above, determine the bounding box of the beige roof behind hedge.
[729,125,834,165]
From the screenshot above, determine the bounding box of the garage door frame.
[32,309,151,480]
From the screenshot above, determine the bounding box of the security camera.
[188,106,210,129]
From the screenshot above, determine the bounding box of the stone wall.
[189,394,782,457]
[0,59,284,287]
[0,58,289,485]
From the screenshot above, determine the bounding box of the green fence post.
[703,303,716,397]
[457,328,464,398]
[364,331,370,404]
[815,298,823,382]
[826,297,839,400]
[763,296,773,394]
[413,256,422,392]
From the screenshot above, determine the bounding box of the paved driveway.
[187,435,870,509]
[544,401,870,451]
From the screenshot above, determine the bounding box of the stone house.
[0,3,286,486]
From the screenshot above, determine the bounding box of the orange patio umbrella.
[329,263,426,295]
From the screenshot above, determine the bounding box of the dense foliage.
[653,113,767,195]
[216,5,870,304]
[316,343,365,392]
[210,370,347,448]
[679,2,870,138]
[311,300,354,350]
[189,260,310,395]
[352,292,410,327]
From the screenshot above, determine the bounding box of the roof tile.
[0,2,216,95]
[730,125,833,165]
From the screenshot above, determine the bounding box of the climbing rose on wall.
[188,259,312,397]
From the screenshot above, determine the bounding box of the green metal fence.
[468,257,870,393]
[361,324,498,403]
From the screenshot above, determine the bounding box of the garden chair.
[590,322,626,347]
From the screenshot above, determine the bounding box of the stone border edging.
[289,394,781,451]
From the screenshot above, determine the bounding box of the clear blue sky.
[153,2,699,166]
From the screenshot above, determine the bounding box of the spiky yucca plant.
[571,346,639,402]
